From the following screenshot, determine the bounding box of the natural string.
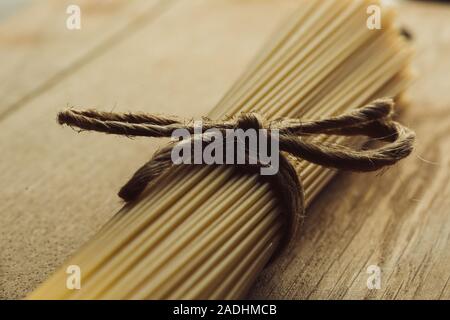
[57,98,415,249]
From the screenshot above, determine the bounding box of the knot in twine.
[57,98,415,249]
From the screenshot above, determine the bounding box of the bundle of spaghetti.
[29,0,413,299]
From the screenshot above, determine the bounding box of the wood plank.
[0,0,30,21]
[0,0,298,299]
[249,0,450,300]
[0,0,167,118]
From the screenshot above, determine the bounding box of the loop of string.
[57,98,415,250]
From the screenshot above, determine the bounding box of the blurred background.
[0,0,29,21]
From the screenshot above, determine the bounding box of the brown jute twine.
[57,98,415,249]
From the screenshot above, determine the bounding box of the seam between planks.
[0,0,177,122]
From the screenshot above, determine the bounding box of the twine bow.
[58,98,415,248]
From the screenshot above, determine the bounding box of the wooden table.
[0,0,449,300]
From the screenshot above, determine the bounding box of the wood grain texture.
[0,0,299,300]
[0,0,166,118]
[249,0,450,300]
[0,0,449,300]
